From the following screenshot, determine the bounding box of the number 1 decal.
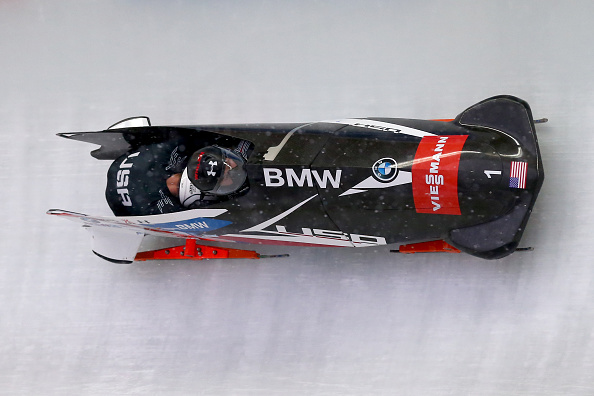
[484,170,502,179]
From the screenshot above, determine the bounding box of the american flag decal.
[509,161,527,189]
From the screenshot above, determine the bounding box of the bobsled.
[48,95,545,262]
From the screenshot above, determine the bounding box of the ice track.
[1,1,593,395]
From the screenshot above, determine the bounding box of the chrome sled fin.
[47,209,145,263]
[86,226,144,264]
[107,116,151,130]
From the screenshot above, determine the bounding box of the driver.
[106,140,250,216]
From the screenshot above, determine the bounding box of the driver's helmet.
[179,146,247,207]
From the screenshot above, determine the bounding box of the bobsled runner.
[48,95,544,262]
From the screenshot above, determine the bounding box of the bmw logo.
[372,157,399,182]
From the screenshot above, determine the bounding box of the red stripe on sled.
[412,135,467,215]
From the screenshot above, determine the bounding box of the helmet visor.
[210,149,247,195]
[181,146,248,201]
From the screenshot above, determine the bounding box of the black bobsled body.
[57,96,544,259]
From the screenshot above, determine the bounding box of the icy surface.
[1,1,593,395]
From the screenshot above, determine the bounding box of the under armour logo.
[207,160,218,176]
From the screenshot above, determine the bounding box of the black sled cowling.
[50,95,545,261]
